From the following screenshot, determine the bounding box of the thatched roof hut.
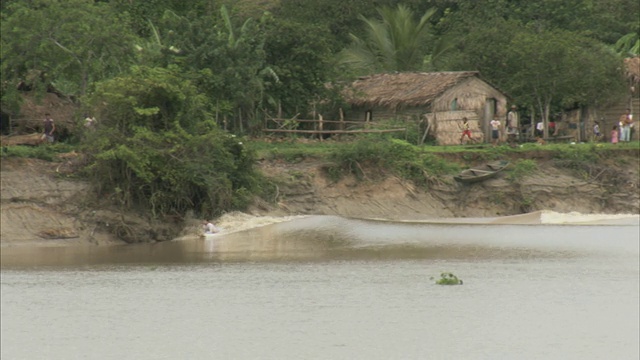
[624,57,640,84]
[342,71,509,145]
[1,92,79,137]
[344,71,481,108]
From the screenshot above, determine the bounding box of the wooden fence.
[263,117,405,137]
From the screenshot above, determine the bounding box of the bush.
[436,272,463,285]
[327,137,459,184]
[84,66,263,218]
[551,145,600,170]
[507,159,538,182]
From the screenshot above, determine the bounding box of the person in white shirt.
[506,105,519,146]
[490,116,501,146]
[536,121,544,138]
[619,108,633,142]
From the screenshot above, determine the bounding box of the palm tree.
[614,32,640,56]
[339,5,437,73]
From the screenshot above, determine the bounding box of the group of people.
[610,108,634,144]
[40,113,97,144]
[460,106,635,146]
[467,105,520,147]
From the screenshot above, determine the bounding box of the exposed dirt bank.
[1,149,639,247]
[248,150,640,219]
[1,157,181,247]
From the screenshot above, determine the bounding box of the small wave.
[217,210,640,228]
[177,211,308,240]
[215,211,307,233]
[539,210,639,225]
[178,210,638,241]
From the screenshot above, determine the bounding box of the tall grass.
[1,143,75,161]
[326,137,459,184]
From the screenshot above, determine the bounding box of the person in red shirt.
[459,117,473,144]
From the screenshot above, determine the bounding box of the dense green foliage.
[83,66,262,217]
[339,5,438,73]
[1,0,135,97]
[2,0,636,122]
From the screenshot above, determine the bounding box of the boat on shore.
[454,160,509,184]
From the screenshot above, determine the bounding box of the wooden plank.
[543,135,575,142]
[0,133,43,146]
[263,128,405,134]
[469,169,493,175]
[267,118,381,125]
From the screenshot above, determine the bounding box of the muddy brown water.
[2,215,639,359]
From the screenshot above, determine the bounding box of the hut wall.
[432,78,507,113]
[12,92,78,135]
[597,94,640,142]
[426,110,484,145]
[432,78,508,142]
[345,105,428,122]
[572,88,640,142]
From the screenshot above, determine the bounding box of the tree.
[504,29,625,133]
[85,65,260,217]
[275,0,397,50]
[144,6,278,134]
[1,0,136,96]
[339,4,437,73]
[263,19,338,118]
[614,32,640,56]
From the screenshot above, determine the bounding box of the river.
[1,212,639,360]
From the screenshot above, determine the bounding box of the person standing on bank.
[506,105,519,146]
[535,120,544,138]
[459,117,473,144]
[611,125,619,144]
[490,115,501,146]
[43,113,55,143]
[592,121,602,142]
[619,108,633,142]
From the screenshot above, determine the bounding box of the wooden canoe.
[454,160,509,183]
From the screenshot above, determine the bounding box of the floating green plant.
[436,272,463,285]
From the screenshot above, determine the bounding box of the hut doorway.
[364,110,373,122]
[0,111,11,135]
[483,98,497,142]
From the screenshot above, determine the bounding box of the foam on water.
[178,211,308,240]
[538,210,639,225]
[215,211,307,233]
[488,210,640,225]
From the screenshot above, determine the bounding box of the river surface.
[1,214,639,360]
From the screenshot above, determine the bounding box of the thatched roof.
[624,57,640,83]
[344,71,480,108]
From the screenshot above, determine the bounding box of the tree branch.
[48,37,82,65]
